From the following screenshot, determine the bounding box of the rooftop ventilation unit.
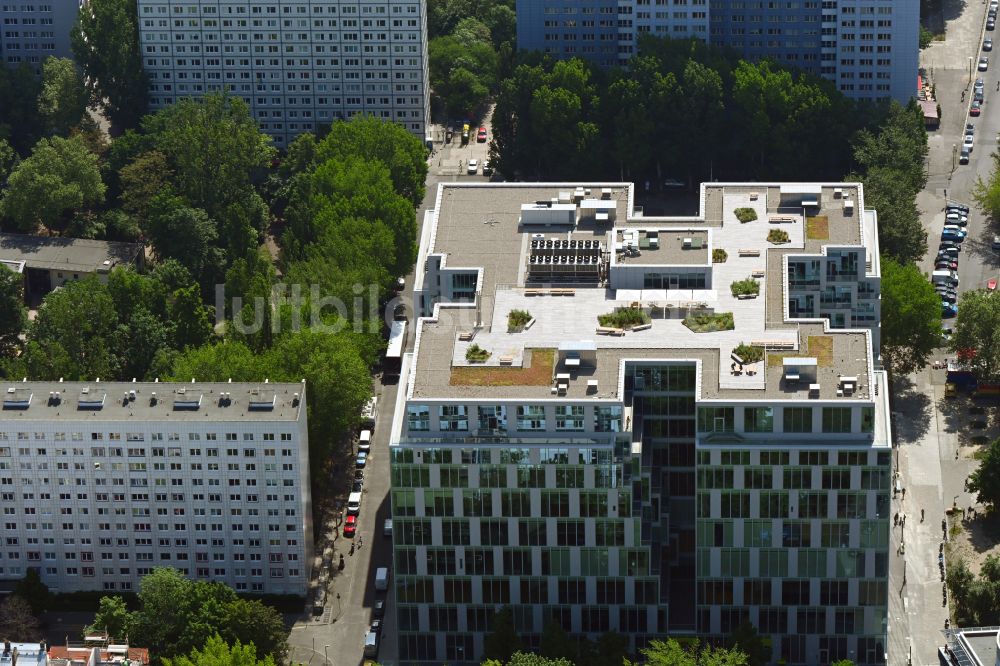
[78,388,107,410]
[2,387,31,410]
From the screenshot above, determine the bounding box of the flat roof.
[0,381,305,422]
[409,182,876,405]
[0,233,142,275]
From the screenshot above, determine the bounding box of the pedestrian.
[922,509,925,522]
[359,535,363,548]
[902,515,906,527]
[902,488,906,500]
[894,513,899,526]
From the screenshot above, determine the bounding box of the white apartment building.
[0,0,79,71]
[389,182,891,664]
[137,0,430,146]
[0,380,312,595]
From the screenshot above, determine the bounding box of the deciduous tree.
[0,263,26,355]
[86,595,134,638]
[951,290,1000,381]
[1,135,105,232]
[630,639,748,666]
[71,0,148,129]
[880,257,942,377]
[163,635,276,666]
[38,57,88,135]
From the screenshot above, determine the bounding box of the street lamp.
[324,645,330,666]
[970,56,974,86]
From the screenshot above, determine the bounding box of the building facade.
[0,0,79,71]
[389,181,890,664]
[515,0,916,102]
[136,0,430,146]
[0,381,312,595]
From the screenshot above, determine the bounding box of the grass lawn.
[683,312,734,333]
[451,348,555,386]
[766,335,834,367]
[806,216,829,240]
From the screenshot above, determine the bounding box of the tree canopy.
[880,257,943,376]
[947,554,1000,626]
[163,636,277,666]
[950,290,1000,381]
[629,639,749,666]
[1,135,105,232]
[968,437,1000,511]
[38,57,89,136]
[71,0,148,129]
[98,568,287,663]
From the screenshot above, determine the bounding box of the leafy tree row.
[87,568,287,663]
[427,0,515,117]
[0,56,90,155]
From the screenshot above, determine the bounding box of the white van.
[347,492,362,515]
[363,631,379,657]
[932,269,959,287]
[361,397,377,427]
[374,567,389,591]
[358,430,372,454]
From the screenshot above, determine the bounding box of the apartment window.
[697,407,734,432]
[516,406,546,430]
[822,407,852,433]
[555,405,585,431]
[744,407,773,432]
[406,405,430,431]
[439,405,468,431]
[783,407,813,433]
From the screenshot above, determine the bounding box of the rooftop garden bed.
[730,277,760,298]
[683,312,734,333]
[806,215,829,240]
[735,207,758,223]
[507,309,533,333]
[465,344,490,363]
[451,349,555,386]
[713,248,728,263]
[767,229,790,244]
[733,342,764,364]
[598,307,650,329]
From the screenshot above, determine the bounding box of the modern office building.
[515,0,917,102]
[0,0,79,71]
[389,181,891,664]
[0,380,312,595]
[137,0,430,146]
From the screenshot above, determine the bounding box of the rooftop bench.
[596,326,625,336]
[738,249,761,257]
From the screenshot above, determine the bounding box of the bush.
[712,248,728,263]
[767,229,790,244]
[920,24,933,49]
[598,308,651,329]
[730,277,760,297]
[507,309,532,333]
[735,207,758,223]
[733,342,764,364]
[683,312,735,332]
[466,343,490,362]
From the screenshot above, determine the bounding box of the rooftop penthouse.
[409,182,882,407]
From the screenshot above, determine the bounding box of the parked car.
[373,599,385,618]
[394,276,405,291]
[965,134,975,152]
[960,149,971,164]
[940,292,958,304]
[938,251,959,263]
[384,518,393,537]
[976,78,985,92]
[982,56,991,70]
[988,18,996,30]
[948,203,970,213]
[936,260,958,271]
[990,279,998,291]
[354,468,364,482]
[477,126,487,142]
[986,38,994,51]
[370,619,383,636]
[975,91,985,103]
[343,515,357,538]
[467,158,478,175]
[352,480,363,493]
[939,241,962,254]
[483,160,493,176]
[936,286,958,300]
[364,630,379,658]
[967,123,976,135]
[355,452,368,468]
[942,303,959,318]
[943,224,968,238]
[971,100,982,116]
[358,429,372,454]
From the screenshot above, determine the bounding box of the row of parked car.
[934,203,971,317]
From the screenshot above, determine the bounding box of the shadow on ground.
[892,375,933,443]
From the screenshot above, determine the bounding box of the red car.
[477,126,487,142]
[989,278,997,291]
[971,100,983,116]
[343,515,357,538]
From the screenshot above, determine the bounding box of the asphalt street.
[285,110,494,666]
[891,1,1000,663]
